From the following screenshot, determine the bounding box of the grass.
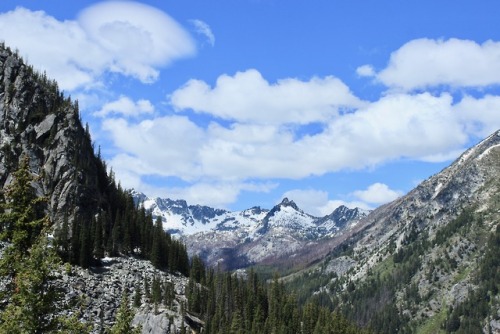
[415,299,448,334]
[370,255,395,279]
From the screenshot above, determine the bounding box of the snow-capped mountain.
[132,192,368,269]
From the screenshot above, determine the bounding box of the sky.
[1,0,500,215]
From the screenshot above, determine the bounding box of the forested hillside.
[284,132,500,333]
[0,42,368,333]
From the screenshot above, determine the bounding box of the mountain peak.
[279,197,299,210]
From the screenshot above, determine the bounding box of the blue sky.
[1,1,500,215]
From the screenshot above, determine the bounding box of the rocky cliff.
[0,44,105,228]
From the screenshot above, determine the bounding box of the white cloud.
[95,96,154,118]
[170,69,365,124]
[454,94,500,138]
[356,64,375,77]
[103,91,472,187]
[0,3,195,90]
[102,116,206,180]
[373,38,500,90]
[78,1,195,83]
[190,19,215,46]
[321,92,468,168]
[352,183,403,205]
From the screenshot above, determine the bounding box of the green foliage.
[110,292,141,334]
[0,156,91,333]
[0,156,46,253]
[189,265,368,334]
[444,222,500,333]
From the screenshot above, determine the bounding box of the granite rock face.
[0,46,102,228]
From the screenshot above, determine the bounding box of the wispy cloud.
[190,19,215,47]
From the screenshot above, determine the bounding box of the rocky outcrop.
[0,45,106,229]
[54,256,190,333]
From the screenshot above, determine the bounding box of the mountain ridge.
[284,129,500,333]
[133,191,369,270]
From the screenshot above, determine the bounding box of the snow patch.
[432,182,443,199]
[477,143,500,160]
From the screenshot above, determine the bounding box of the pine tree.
[110,291,141,334]
[93,214,104,259]
[0,156,90,333]
[144,275,151,301]
[150,217,163,268]
[0,156,46,253]
[152,275,162,314]
[133,283,142,308]
[54,215,70,262]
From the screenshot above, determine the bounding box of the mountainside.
[0,45,107,228]
[0,43,195,333]
[286,131,500,333]
[134,193,368,270]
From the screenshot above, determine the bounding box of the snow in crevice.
[477,143,500,160]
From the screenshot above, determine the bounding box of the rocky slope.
[0,44,106,228]
[287,131,500,333]
[134,193,368,270]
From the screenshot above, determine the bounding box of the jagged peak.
[278,197,300,211]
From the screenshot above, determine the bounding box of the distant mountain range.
[132,192,368,270]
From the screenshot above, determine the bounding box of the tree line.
[186,257,370,334]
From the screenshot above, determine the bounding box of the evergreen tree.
[93,214,104,259]
[54,215,70,262]
[0,156,46,253]
[133,283,142,308]
[110,291,141,334]
[0,156,90,333]
[152,275,162,314]
[150,217,163,268]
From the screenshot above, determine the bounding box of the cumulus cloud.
[454,94,500,138]
[170,69,365,124]
[95,96,154,118]
[0,2,195,90]
[102,116,206,180]
[356,64,375,77]
[352,183,403,205]
[103,91,473,186]
[190,19,215,46]
[373,38,500,90]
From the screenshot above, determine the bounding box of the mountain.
[285,131,500,333]
[2,41,499,333]
[134,193,368,270]
[0,43,195,333]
